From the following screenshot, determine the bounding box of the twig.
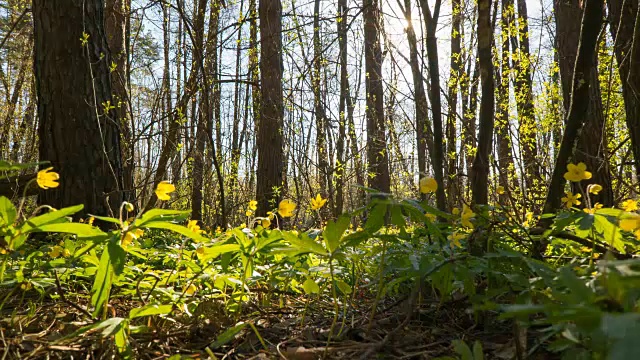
[54,272,96,321]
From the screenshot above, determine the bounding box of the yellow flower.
[561,191,581,209]
[419,177,438,194]
[20,282,32,291]
[184,283,197,295]
[278,199,296,218]
[37,167,60,189]
[248,200,258,211]
[583,203,603,215]
[496,186,505,195]
[621,199,638,212]
[62,249,71,257]
[49,245,63,258]
[620,215,640,232]
[261,218,271,228]
[155,181,175,201]
[87,216,95,226]
[187,220,204,234]
[122,228,144,247]
[425,213,436,222]
[245,210,253,217]
[310,194,327,211]
[196,246,205,258]
[460,204,475,228]
[448,231,465,248]
[588,184,602,195]
[564,162,592,182]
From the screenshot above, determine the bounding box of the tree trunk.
[419,0,447,211]
[34,0,124,219]
[608,0,640,179]
[314,0,330,201]
[105,0,134,201]
[540,0,604,222]
[256,0,285,214]
[446,0,463,207]
[363,0,391,193]
[555,0,613,207]
[471,0,495,206]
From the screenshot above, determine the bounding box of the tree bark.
[363,0,391,193]
[256,0,285,214]
[608,0,640,179]
[471,0,495,206]
[33,0,124,218]
[419,0,447,211]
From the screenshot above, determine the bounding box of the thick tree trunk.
[363,0,391,193]
[256,0,285,214]
[555,0,613,207]
[538,0,605,255]
[33,0,124,218]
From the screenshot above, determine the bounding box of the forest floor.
[1,285,555,359]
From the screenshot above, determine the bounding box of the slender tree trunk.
[418,0,446,210]
[471,0,495,206]
[363,0,391,193]
[105,0,133,201]
[336,0,350,216]
[446,0,462,207]
[256,0,285,214]
[34,0,124,219]
[314,0,329,200]
[400,0,434,199]
[608,0,640,179]
[513,0,539,193]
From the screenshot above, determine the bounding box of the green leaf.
[91,248,113,317]
[282,231,328,256]
[0,160,44,172]
[336,279,352,295]
[33,223,106,238]
[452,340,474,360]
[341,230,370,248]
[88,214,121,225]
[302,278,320,294]
[559,267,594,303]
[197,243,241,262]
[390,205,406,230]
[323,215,351,253]
[144,221,207,242]
[136,209,190,226]
[365,203,387,234]
[210,322,247,348]
[129,304,173,319]
[20,204,84,233]
[0,196,16,225]
[472,341,484,360]
[108,240,126,276]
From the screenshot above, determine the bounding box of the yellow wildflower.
[564,162,592,182]
[87,216,95,226]
[561,191,581,209]
[588,184,603,195]
[184,283,197,295]
[620,215,640,232]
[245,210,253,217]
[419,177,438,194]
[155,181,175,201]
[425,213,436,222]
[187,220,204,234]
[278,199,296,217]
[20,282,32,291]
[621,199,639,212]
[49,246,63,258]
[310,194,327,211]
[261,218,271,228]
[196,246,205,258]
[37,167,60,189]
[460,204,475,228]
[583,203,603,215]
[496,186,505,195]
[248,200,258,211]
[448,231,465,248]
[452,207,460,215]
[122,228,144,247]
